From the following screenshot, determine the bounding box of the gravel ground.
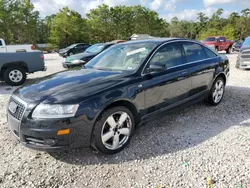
[0,53,249,188]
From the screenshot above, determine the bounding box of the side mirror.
[147,62,167,73]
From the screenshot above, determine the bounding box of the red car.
[202,36,234,54]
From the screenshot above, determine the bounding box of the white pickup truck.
[0,38,35,52]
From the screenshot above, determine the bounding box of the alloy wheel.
[212,80,224,103]
[101,111,132,150]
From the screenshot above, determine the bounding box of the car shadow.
[49,85,250,165]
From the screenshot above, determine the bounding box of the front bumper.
[237,60,250,69]
[7,110,94,152]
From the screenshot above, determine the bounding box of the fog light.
[44,139,56,145]
[57,129,70,136]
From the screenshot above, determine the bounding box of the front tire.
[3,66,26,86]
[207,77,225,105]
[91,106,135,154]
[226,46,232,54]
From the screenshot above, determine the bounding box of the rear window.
[203,46,217,58]
[182,42,206,63]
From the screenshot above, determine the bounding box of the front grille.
[8,97,26,121]
[25,136,45,146]
[241,54,250,59]
[241,50,250,59]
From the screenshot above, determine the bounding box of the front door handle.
[181,71,188,75]
[177,71,188,81]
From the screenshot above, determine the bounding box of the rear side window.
[203,46,217,58]
[182,42,206,63]
[0,40,2,46]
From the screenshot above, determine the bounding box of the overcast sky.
[31,0,249,21]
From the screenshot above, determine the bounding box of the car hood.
[66,52,96,62]
[59,48,69,53]
[14,68,125,104]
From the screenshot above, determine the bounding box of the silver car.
[236,49,250,69]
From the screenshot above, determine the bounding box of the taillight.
[31,45,35,50]
[41,54,44,60]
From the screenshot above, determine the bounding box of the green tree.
[49,7,88,48]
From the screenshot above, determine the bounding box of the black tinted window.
[182,42,206,63]
[219,37,226,42]
[0,40,2,46]
[150,43,183,67]
[203,46,217,58]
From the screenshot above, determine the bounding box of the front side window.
[85,42,157,72]
[149,42,183,68]
[182,42,206,63]
[219,37,226,42]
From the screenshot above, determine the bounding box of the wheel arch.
[96,99,141,126]
[214,72,227,85]
[1,61,28,72]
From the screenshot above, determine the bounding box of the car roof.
[74,43,88,45]
[121,38,193,45]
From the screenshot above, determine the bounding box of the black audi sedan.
[62,42,116,68]
[7,38,229,154]
[59,43,90,57]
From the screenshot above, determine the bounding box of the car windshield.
[85,42,157,72]
[243,38,250,46]
[85,44,105,53]
[204,37,218,42]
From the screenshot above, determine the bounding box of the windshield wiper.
[95,67,113,71]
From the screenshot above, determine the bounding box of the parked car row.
[62,40,125,68]
[6,38,230,154]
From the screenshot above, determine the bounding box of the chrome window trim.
[141,39,219,76]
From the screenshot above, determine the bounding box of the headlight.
[72,60,85,64]
[32,104,79,119]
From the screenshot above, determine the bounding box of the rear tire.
[206,77,225,106]
[91,106,135,154]
[3,66,26,86]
